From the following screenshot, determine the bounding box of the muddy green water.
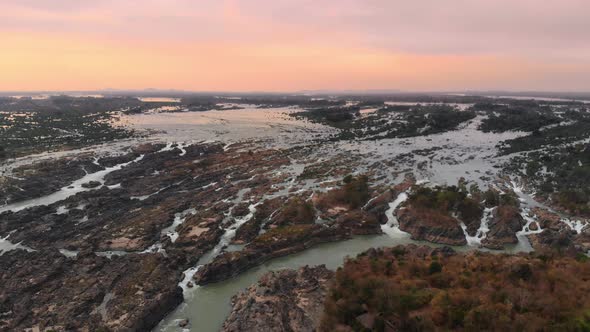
[156,232,529,332]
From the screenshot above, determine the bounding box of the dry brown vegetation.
[321,245,590,332]
[316,175,370,210]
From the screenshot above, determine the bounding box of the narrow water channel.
[156,230,531,332]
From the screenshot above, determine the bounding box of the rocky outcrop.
[0,143,292,254]
[271,197,316,226]
[0,156,103,205]
[362,189,394,224]
[0,142,316,331]
[233,197,284,244]
[335,210,382,235]
[459,199,485,237]
[194,225,349,285]
[0,249,182,332]
[222,265,334,332]
[0,187,194,252]
[482,205,524,249]
[525,207,590,254]
[397,206,467,246]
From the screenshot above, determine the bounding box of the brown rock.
[397,205,467,246]
[482,205,524,249]
[195,225,349,285]
[0,250,182,331]
[222,265,334,332]
[179,319,189,328]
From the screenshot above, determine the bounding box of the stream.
[0,154,145,213]
[156,229,533,332]
[156,187,534,332]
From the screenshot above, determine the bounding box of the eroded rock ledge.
[222,265,334,332]
[194,225,349,285]
[0,249,182,332]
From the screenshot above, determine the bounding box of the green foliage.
[499,114,590,155]
[343,174,353,184]
[539,181,554,194]
[274,197,315,225]
[469,183,481,196]
[556,190,590,215]
[291,106,359,128]
[509,263,533,281]
[342,175,370,208]
[317,175,371,210]
[458,198,484,223]
[429,261,443,275]
[483,189,498,207]
[479,105,560,133]
[576,253,590,263]
[253,224,315,244]
[569,310,590,332]
[499,192,520,207]
[408,184,485,223]
[409,186,464,211]
[0,96,143,157]
[292,103,476,140]
[526,160,541,177]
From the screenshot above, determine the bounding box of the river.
[0,103,543,331]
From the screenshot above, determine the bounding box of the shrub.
[321,246,590,332]
[429,261,443,275]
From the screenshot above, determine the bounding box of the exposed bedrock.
[194,224,350,285]
[222,265,334,332]
[397,205,467,246]
[0,249,182,332]
[481,205,524,249]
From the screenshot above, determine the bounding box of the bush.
[321,245,590,332]
[429,261,443,275]
[273,197,315,225]
[342,175,370,208]
[317,175,370,209]
[483,189,498,207]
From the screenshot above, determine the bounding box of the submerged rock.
[81,180,102,188]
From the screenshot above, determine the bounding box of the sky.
[1,0,590,92]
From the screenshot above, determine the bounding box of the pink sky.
[1,0,589,91]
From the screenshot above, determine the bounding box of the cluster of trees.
[0,107,135,157]
[406,183,518,224]
[291,106,360,128]
[494,103,590,216]
[291,103,477,140]
[508,142,590,216]
[321,246,590,331]
[272,197,315,225]
[360,104,476,139]
[478,105,560,133]
[316,175,370,210]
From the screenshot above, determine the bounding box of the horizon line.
[2,89,590,96]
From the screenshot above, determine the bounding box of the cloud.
[3,0,589,57]
[0,0,589,90]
